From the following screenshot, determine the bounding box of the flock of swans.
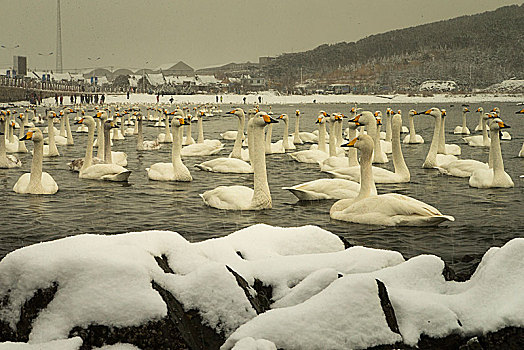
[0,103,522,227]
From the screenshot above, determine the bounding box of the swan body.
[147,117,192,181]
[438,109,461,155]
[462,112,491,147]
[221,131,244,140]
[330,135,454,226]
[181,109,223,156]
[469,119,513,188]
[289,113,331,163]
[276,114,296,151]
[43,112,60,157]
[350,111,388,163]
[13,129,58,194]
[402,109,424,144]
[136,114,162,151]
[200,112,277,210]
[453,107,471,134]
[283,178,361,200]
[437,159,489,178]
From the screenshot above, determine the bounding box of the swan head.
[341,134,374,153]
[225,108,245,118]
[374,111,382,118]
[315,116,326,124]
[463,107,470,113]
[334,113,343,122]
[103,120,118,131]
[489,118,510,131]
[319,111,330,118]
[477,107,483,113]
[20,128,43,142]
[491,107,500,115]
[396,109,402,115]
[440,109,447,117]
[392,113,402,132]
[295,110,300,116]
[422,107,442,119]
[278,114,289,123]
[76,116,95,127]
[18,113,24,120]
[253,112,278,127]
[409,109,418,116]
[515,108,524,114]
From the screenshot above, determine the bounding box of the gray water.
[1,102,523,277]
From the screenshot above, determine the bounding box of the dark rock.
[69,318,188,350]
[225,265,270,315]
[236,251,244,259]
[152,281,225,350]
[442,262,458,281]
[252,278,273,311]
[375,279,400,335]
[478,326,524,349]
[154,255,175,274]
[0,283,58,342]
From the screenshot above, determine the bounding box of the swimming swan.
[402,109,424,144]
[330,134,454,226]
[13,128,58,194]
[147,117,193,181]
[200,112,278,210]
[0,113,21,168]
[422,108,458,169]
[469,118,514,188]
[453,106,471,134]
[438,109,461,155]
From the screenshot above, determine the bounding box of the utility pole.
[56,0,63,73]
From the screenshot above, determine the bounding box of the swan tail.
[195,164,211,172]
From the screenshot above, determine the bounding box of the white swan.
[402,109,424,144]
[95,111,127,166]
[474,107,484,131]
[200,112,277,210]
[290,110,318,144]
[469,118,514,188]
[517,108,524,157]
[292,110,303,144]
[147,117,193,181]
[318,114,348,171]
[43,111,60,157]
[453,106,471,134]
[462,112,491,147]
[330,134,454,226]
[490,107,511,140]
[180,108,224,156]
[157,110,173,143]
[136,113,162,150]
[0,113,21,168]
[182,108,196,145]
[376,111,392,154]
[438,109,461,155]
[274,114,296,151]
[226,108,247,160]
[422,108,458,168]
[326,113,410,183]
[78,116,131,182]
[75,110,89,133]
[16,114,28,153]
[13,128,58,194]
[289,114,330,164]
[350,111,388,164]
[283,178,362,201]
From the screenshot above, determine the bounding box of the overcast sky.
[1,0,521,72]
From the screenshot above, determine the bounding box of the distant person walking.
[157,94,160,103]
[243,96,246,104]
[55,93,58,105]
[258,96,262,104]
[59,95,63,105]
[169,97,174,104]
[100,94,105,104]
[220,96,223,103]
[216,95,219,103]
[127,91,130,99]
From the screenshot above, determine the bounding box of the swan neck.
[30,138,44,188]
[59,115,66,137]
[438,116,446,153]
[197,116,204,143]
[0,120,6,161]
[48,118,57,150]
[294,115,300,136]
[265,123,273,153]
[385,114,392,142]
[462,112,467,129]
[357,147,374,200]
[252,121,271,209]
[482,118,488,145]
[283,119,290,149]
[318,123,326,152]
[347,127,359,167]
[328,121,336,157]
[96,119,104,159]
[65,114,73,145]
[392,124,409,178]
[424,116,441,167]
[231,115,244,159]
[137,118,144,149]
[491,130,504,174]
[104,126,112,164]
[409,115,416,141]
[172,125,183,167]
[83,122,95,170]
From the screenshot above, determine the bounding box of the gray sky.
[1,0,521,72]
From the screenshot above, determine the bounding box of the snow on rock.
[231,337,277,350]
[419,80,458,92]
[222,238,524,349]
[0,337,82,350]
[484,79,524,93]
[93,344,142,350]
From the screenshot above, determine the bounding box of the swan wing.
[200,185,254,210]
[437,159,489,178]
[289,150,329,164]
[195,158,253,173]
[80,164,131,182]
[283,178,360,200]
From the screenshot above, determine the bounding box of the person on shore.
[100,94,105,104]
[258,96,262,104]
[169,97,174,104]
[55,93,58,105]
[127,91,130,99]
[220,96,223,103]
[59,95,63,105]
[243,96,246,104]
[157,94,160,103]
[216,95,219,103]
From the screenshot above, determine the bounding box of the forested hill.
[265,4,524,92]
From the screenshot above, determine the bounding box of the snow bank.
[222,239,524,349]
[485,79,524,93]
[0,337,82,350]
[419,80,457,92]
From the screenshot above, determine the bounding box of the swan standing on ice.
[438,109,461,155]
[330,134,454,226]
[13,128,58,195]
[195,109,253,174]
[403,109,424,144]
[0,113,21,168]
[326,113,410,183]
[77,116,131,182]
[422,108,458,169]
[469,118,513,188]
[147,117,192,181]
[453,106,471,134]
[200,112,278,210]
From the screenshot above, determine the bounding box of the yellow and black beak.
[477,108,482,112]
[94,112,102,118]
[20,131,34,141]
[315,117,323,124]
[295,110,300,116]
[497,121,510,129]
[341,137,358,148]
[226,109,236,115]
[376,119,382,126]
[464,108,470,113]
[75,118,85,124]
[423,109,432,115]
[263,113,278,124]
[516,108,524,114]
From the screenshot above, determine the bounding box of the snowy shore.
[0,224,522,349]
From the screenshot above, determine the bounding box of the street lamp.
[87,57,101,85]
[1,44,20,74]
[38,52,54,71]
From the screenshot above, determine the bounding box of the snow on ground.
[0,337,82,350]
[0,225,522,350]
[26,91,524,109]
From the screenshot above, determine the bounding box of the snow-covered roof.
[196,75,219,85]
[147,73,165,86]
